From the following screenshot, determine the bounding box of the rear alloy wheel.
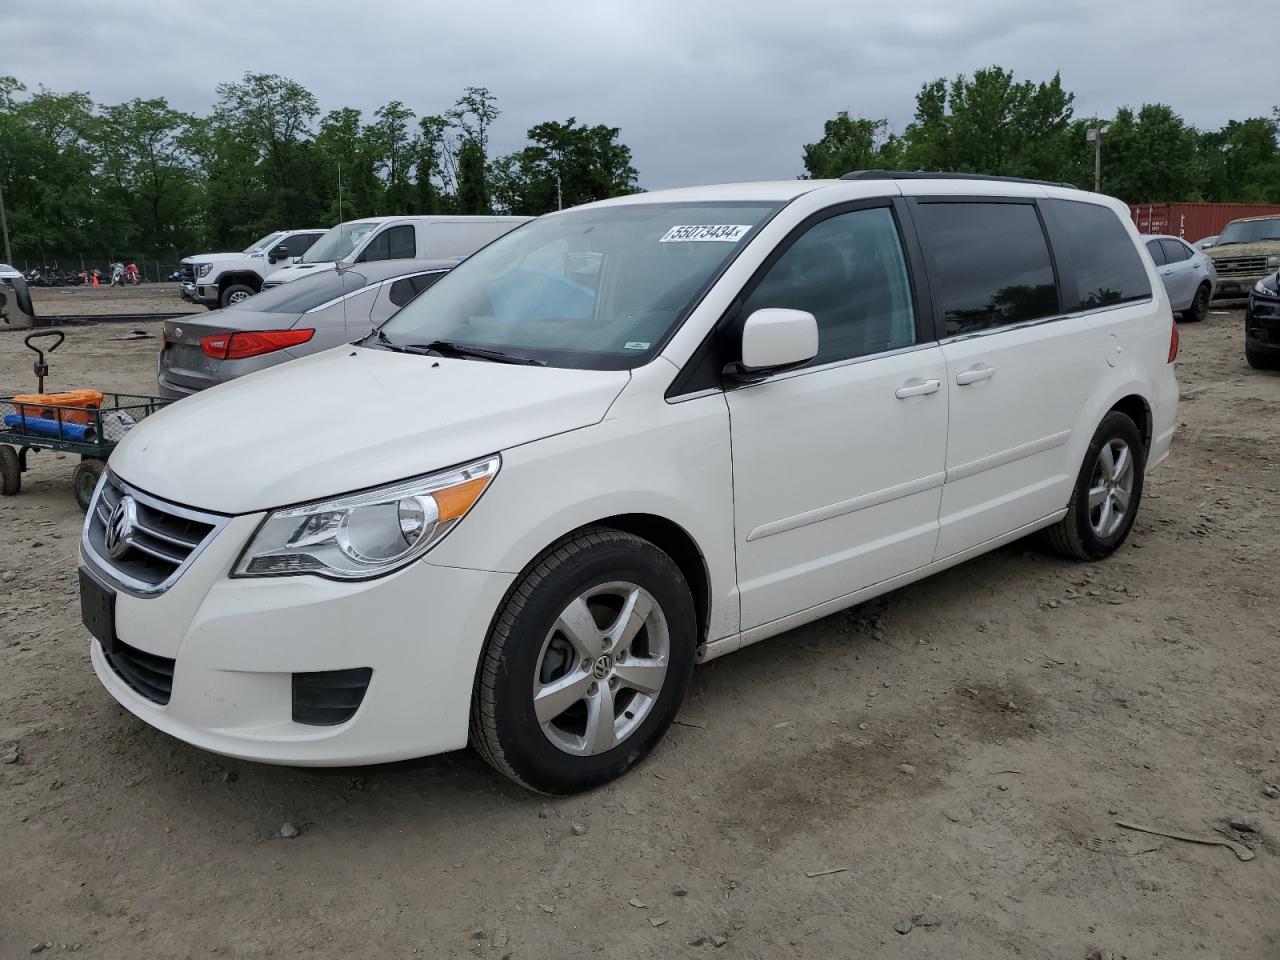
[219,283,256,309]
[471,528,697,794]
[0,445,20,495]
[1042,411,1145,561]
[72,458,106,512]
[1182,282,1210,323]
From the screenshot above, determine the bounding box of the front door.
[726,203,948,630]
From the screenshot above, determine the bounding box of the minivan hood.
[111,347,630,514]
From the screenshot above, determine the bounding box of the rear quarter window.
[1043,199,1152,310]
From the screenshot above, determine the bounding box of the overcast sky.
[7,0,1277,189]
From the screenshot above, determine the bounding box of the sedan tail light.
[200,328,315,360]
[1168,319,1179,363]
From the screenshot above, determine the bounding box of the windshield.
[228,267,367,313]
[243,231,285,255]
[303,221,382,263]
[375,202,779,369]
[1216,218,1280,246]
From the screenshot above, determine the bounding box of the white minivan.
[80,174,1179,794]
[262,214,530,287]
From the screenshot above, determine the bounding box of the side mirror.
[269,243,290,263]
[727,308,818,383]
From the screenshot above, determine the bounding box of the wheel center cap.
[592,655,613,680]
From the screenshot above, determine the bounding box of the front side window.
[360,225,417,262]
[284,233,321,257]
[377,202,779,370]
[303,221,382,263]
[740,206,916,365]
[914,201,1059,335]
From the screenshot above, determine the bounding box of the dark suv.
[1246,270,1280,369]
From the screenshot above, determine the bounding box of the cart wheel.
[73,458,106,512]
[0,445,19,496]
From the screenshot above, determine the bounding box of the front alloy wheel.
[533,582,670,757]
[471,528,696,794]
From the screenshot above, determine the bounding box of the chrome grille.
[1213,255,1267,278]
[83,473,228,595]
[180,263,195,283]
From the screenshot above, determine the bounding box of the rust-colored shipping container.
[1129,202,1280,243]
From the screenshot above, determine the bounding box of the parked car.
[180,229,326,309]
[1245,270,1280,370]
[1194,235,1218,250]
[1142,234,1216,322]
[81,173,1178,794]
[1206,215,1280,300]
[262,215,531,288]
[158,259,456,397]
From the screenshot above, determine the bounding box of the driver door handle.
[895,378,941,399]
[956,365,996,386]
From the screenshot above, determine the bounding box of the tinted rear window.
[914,201,1059,335]
[1045,199,1152,310]
[231,269,366,314]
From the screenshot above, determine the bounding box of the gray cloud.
[6,0,1276,189]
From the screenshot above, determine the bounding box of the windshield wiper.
[404,340,545,366]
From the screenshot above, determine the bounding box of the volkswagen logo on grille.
[104,495,138,560]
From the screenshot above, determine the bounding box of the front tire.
[1181,282,1210,323]
[1246,341,1280,371]
[1042,411,1145,561]
[471,527,697,794]
[219,283,256,309]
[0,445,20,495]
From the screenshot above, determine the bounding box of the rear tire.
[1042,411,1145,561]
[1181,282,1210,323]
[219,283,256,309]
[470,527,697,795]
[0,445,20,496]
[72,458,106,512]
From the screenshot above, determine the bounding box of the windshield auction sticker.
[659,225,751,243]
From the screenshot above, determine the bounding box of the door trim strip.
[945,429,1071,484]
[746,471,946,542]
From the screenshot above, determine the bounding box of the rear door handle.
[895,378,941,399]
[955,365,995,386]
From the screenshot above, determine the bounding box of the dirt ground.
[28,283,204,318]
[1,303,1278,960]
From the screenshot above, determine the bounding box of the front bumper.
[180,282,197,302]
[1213,274,1267,300]
[86,506,515,766]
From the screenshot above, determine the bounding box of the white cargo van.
[262,215,531,287]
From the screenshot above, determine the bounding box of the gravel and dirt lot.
[1,302,1277,959]
[28,283,203,318]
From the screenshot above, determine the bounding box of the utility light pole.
[1086,125,1110,193]
[0,182,12,265]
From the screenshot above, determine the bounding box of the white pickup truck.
[180,229,326,309]
[262,216,530,288]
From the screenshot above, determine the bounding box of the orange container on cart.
[9,390,105,425]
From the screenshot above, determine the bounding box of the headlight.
[1268,255,1280,269]
[1255,275,1280,298]
[196,263,213,278]
[234,455,499,579]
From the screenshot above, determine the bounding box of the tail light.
[201,328,315,361]
[1168,319,1179,363]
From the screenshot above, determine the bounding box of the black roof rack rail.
[840,170,1079,190]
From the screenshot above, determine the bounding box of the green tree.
[455,138,490,214]
[367,100,416,214]
[1100,104,1202,201]
[490,118,638,215]
[801,113,902,178]
[1200,116,1280,203]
